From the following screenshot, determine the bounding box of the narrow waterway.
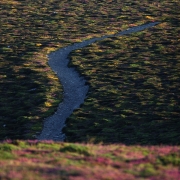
[37,22,159,141]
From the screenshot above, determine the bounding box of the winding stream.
[37,22,160,141]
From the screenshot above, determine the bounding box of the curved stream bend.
[37,22,159,141]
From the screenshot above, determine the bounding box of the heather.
[0,140,180,180]
[0,0,180,179]
[1,0,179,144]
[64,1,180,144]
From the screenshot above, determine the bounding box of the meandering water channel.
[37,22,160,141]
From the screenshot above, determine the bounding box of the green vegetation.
[1,0,173,140]
[157,153,180,166]
[0,0,180,178]
[1,0,179,144]
[60,143,90,156]
[64,1,180,145]
[0,0,134,140]
[0,140,179,180]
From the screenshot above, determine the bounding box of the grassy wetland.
[0,0,180,179]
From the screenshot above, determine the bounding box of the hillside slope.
[1,0,179,142]
[0,0,180,179]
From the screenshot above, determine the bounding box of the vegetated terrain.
[0,0,179,144]
[64,2,180,145]
[0,140,180,180]
[0,0,180,179]
[0,0,140,140]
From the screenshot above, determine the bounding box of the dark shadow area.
[0,50,50,139]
